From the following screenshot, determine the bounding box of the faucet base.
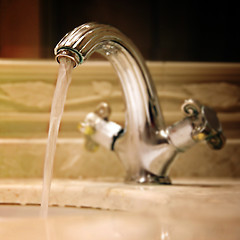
[136,171,172,185]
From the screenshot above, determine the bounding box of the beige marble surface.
[0,178,239,239]
[0,211,159,240]
[0,138,240,179]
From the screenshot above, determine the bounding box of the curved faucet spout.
[55,22,164,129]
[55,22,166,180]
[55,22,225,184]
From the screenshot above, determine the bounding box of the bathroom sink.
[0,179,240,240]
[0,204,159,240]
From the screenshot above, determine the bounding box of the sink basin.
[0,179,240,240]
[0,204,159,240]
[0,204,110,219]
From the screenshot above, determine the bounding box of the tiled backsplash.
[0,60,239,178]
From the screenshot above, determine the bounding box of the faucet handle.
[94,102,111,120]
[181,99,226,150]
[78,102,123,151]
[181,99,202,118]
[78,120,100,152]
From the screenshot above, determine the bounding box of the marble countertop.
[0,178,239,239]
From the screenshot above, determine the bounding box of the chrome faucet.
[55,22,225,184]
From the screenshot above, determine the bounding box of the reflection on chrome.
[55,22,225,184]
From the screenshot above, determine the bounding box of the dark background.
[1,0,240,62]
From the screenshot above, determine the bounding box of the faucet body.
[55,23,225,184]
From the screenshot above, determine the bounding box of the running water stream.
[40,58,73,218]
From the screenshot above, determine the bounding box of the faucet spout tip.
[55,47,83,68]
